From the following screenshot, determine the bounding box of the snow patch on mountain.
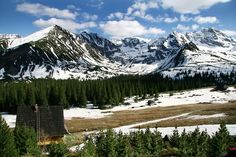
[8,26,55,49]
[1,25,236,79]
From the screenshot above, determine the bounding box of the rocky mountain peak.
[121,37,147,47]
[78,31,120,58]
[0,25,236,79]
[186,28,235,47]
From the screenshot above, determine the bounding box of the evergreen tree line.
[1,71,236,113]
[78,124,236,157]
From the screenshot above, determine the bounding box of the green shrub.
[48,143,68,157]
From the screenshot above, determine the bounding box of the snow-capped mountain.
[161,28,236,77]
[78,31,120,59]
[0,25,236,79]
[0,25,130,80]
[186,28,235,48]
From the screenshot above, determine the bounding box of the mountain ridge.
[0,25,236,80]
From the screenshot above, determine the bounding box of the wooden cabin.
[16,105,68,145]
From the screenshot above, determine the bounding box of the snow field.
[2,86,236,129]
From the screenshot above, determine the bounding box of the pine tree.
[170,126,180,148]
[36,87,48,106]
[0,115,18,157]
[209,123,231,157]
[58,87,69,108]
[26,86,36,106]
[197,130,209,157]
[96,131,107,157]
[151,128,164,155]
[80,137,96,157]
[116,132,132,157]
[78,89,87,108]
[14,126,40,156]
[48,85,59,106]
[143,128,153,155]
[17,86,26,106]
[105,129,117,157]
[130,130,143,156]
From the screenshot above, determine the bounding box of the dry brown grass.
[65,102,236,133]
[139,118,227,128]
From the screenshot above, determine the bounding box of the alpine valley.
[0,25,235,80]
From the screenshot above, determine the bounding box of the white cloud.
[127,1,159,22]
[164,17,178,23]
[89,0,104,9]
[100,20,165,38]
[161,0,231,14]
[108,12,125,20]
[180,14,192,22]
[194,16,218,24]
[128,1,159,16]
[67,4,80,11]
[222,30,236,37]
[17,2,77,19]
[33,18,97,32]
[82,13,98,21]
[192,24,199,30]
[176,24,190,31]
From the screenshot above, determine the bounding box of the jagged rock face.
[0,25,236,79]
[121,38,146,47]
[0,25,126,79]
[172,42,199,67]
[158,42,199,70]
[0,39,8,51]
[186,28,235,47]
[78,31,120,59]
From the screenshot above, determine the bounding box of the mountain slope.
[161,29,236,77]
[0,25,128,79]
[0,26,236,79]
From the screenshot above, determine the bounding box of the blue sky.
[0,0,236,39]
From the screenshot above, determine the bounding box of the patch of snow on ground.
[156,87,236,106]
[114,113,190,133]
[1,113,16,128]
[110,87,236,111]
[115,124,236,136]
[69,143,85,152]
[64,108,112,120]
[2,87,236,127]
[186,113,226,120]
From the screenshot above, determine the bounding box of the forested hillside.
[1,71,236,114]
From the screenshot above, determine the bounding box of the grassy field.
[65,101,236,133]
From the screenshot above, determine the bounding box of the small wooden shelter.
[16,105,68,145]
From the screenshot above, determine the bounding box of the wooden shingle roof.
[16,105,67,138]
